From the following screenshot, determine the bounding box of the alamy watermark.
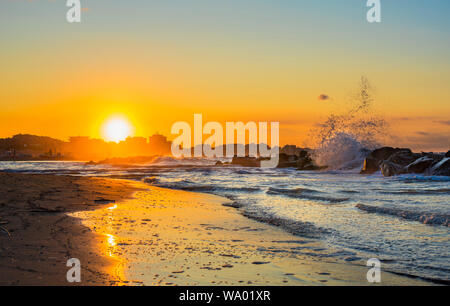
[65,1,381,24]
[367,0,382,23]
[66,0,81,23]
[171,114,280,168]
[366,258,381,283]
[66,258,81,283]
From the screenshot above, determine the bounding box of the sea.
[0,158,449,283]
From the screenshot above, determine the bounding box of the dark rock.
[361,156,380,174]
[215,161,223,166]
[298,150,309,159]
[291,152,326,170]
[430,157,450,176]
[386,150,418,166]
[446,151,450,158]
[372,147,411,160]
[277,153,298,168]
[405,156,435,174]
[231,156,260,167]
[366,147,447,177]
[380,161,404,177]
[275,152,325,170]
[361,147,413,174]
[296,155,312,169]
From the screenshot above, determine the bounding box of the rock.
[231,156,260,167]
[296,157,311,169]
[215,161,223,166]
[298,150,309,159]
[361,156,380,174]
[372,147,411,160]
[371,149,446,176]
[380,161,403,177]
[386,150,418,166]
[430,157,450,176]
[446,151,450,158]
[360,147,412,174]
[405,156,435,174]
[277,153,298,168]
[291,152,325,170]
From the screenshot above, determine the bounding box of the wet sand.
[0,172,141,285]
[0,172,430,285]
[71,183,429,286]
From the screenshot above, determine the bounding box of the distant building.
[148,133,167,145]
[69,136,90,143]
[125,136,147,146]
[148,133,171,155]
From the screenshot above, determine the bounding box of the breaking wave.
[147,180,261,194]
[380,188,450,195]
[309,77,387,170]
[267,187,350,203]
[356,204,450,227]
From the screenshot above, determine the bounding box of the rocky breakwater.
[230,151,326,170]
[361,147,450,177]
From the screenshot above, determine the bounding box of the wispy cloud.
[416,131,430,136]
[434,120,450,126]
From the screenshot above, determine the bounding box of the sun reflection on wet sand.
[69,198,132,284]
[68,183,428,286]
[106,233,116,256]
[108,204,118,210]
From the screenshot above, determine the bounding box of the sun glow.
[102,116,133,143]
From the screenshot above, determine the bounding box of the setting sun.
[102,116,133,143]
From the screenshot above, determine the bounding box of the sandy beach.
[0,172,141,285]
[0,172,430,285]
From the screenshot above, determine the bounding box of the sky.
[0,0,449,151]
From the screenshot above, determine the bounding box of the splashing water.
[313,132,367,170]
[310,77,387,170]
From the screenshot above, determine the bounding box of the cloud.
[434,120,450,126]
[318,94,330,101]
[415,131,430,136]
[387,131,449,152]
[403,133,450,152]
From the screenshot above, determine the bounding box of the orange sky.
[1,1,449,152]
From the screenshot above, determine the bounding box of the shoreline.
[70,181,431,286]
[0,173,433,285]
[0,172,142,285]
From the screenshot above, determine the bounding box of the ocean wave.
[149,156,220,166]
[241,207,331,239]
[356,204,450,227]
[340,189,360,194]
[396,174,450,182]
[380,188,450,195]
[150,181,261,194]
[267,187,350,203]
